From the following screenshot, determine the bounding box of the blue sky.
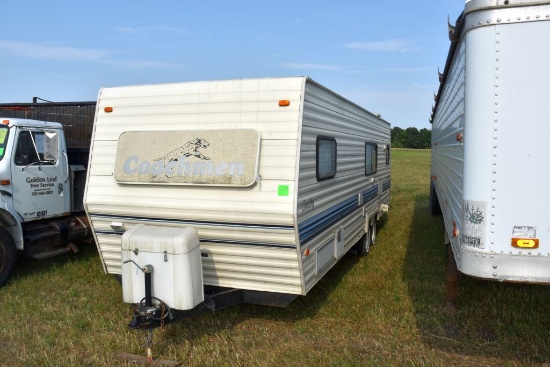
[0,1,465,129]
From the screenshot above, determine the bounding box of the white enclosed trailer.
[84,77,391,317]
[430,0,550,283]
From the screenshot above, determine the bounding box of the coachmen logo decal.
[114,129,260,187]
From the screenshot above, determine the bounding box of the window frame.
[316,136,337,182]
[14,130,55,167]
[365,142,378,176]
[0,125,9,162]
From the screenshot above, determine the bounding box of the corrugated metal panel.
[431,40,465,238]
[298,80,391,293]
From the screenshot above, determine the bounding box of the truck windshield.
[0,125,9,161]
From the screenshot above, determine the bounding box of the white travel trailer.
[84,77,390,323]
[430,0,550,283]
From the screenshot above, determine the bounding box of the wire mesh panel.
[0,101,96,149]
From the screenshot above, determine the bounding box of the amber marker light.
[512,238,539,249]
[104,107,113,113]
[2,120,9,125]
[279,100,290,107]
[304,249,310,256]
[0,179,10,185]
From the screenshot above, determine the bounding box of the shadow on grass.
[159,222,389,343]
[9,240,99,283]
[403,195,550,365]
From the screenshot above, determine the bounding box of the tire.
[430,181,442,216]
[0,227,17,287]
[368,217,377,247]
[356,217,377,256]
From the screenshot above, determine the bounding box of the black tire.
[368,217,377,247]
[0,227,17,287]
[430,181,442,216]
[356,217,376,256]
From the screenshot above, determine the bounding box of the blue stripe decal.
[382,179,391,192]
[90,214,294,231]
[299,196,358,245]
[363,186,378,204]
[299,187,381,245]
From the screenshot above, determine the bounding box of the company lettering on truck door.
[114,129,260,187]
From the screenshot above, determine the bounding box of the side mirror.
[43,131,59,161]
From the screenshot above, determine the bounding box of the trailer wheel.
[368,217,377,247]
[0,228,17,287]
[356,217,377,256]
[430,181,442,216]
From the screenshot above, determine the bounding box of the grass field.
[0,149,548,366]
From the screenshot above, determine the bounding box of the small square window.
[317,136,337,181]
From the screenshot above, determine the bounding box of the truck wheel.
[0,228,17,287]
[430,181,442,216]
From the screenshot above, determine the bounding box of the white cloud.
[0,40,108,61]
[114,26,187,36]
[279,63,341,71]
[345,39,419,53]
[0,39,182,70]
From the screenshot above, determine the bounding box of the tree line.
[391,126,431,149]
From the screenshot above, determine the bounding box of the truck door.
[11,129,69,221]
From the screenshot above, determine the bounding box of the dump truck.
[0,101,96,286]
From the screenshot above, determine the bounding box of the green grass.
[0,149,549,366]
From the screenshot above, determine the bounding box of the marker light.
[279,100,290,107]
[104,107,113,113]
[0,179,10,185]
[2,120,9,125]
[512,238,539,249]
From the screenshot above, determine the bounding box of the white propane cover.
[121,224,204,310]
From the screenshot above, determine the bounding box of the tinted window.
[317,136,337,181]
[365,143,377,176]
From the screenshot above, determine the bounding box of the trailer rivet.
[510,251,513,254]
[487,19,491,24]
[493,273,497,277]
[538,252,541,256]
[493,265,497,269]
[507,18,511,21]
[527,16,530,20]
[517,17,521,21]
[528,252,532,255]
[536,15,540,19]
[497,18,501,22]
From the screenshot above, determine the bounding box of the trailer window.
[365,143,377,176]
[14,131,54,166]
[0,126,8,161]
[317,136,337,181]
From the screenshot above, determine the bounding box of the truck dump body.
[0,101,95,166]
[431,0,550,282]
[85,77,390,301]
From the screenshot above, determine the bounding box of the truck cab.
[0,118,90,286]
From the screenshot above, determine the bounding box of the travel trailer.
[84,77,391,324]
[430,0,550,283]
